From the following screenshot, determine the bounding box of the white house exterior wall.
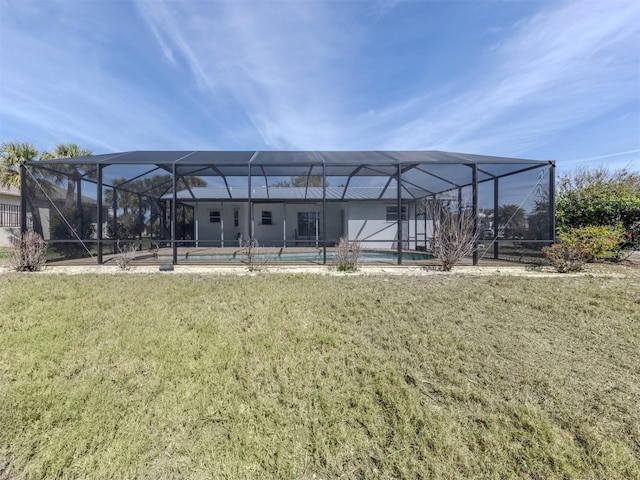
[347,201,410,249]
[192,201,348,247]
[0,186,21,247]
[195,201,247,247]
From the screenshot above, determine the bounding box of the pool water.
[154,250,433,263]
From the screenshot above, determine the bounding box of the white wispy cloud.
[133,0,638,158]
[0,0,637,166]
[134,1,372,149]
[0,1,214,152]
[371,0,639,156]
[561,149,640,172]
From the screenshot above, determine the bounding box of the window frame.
[261,210,273,225]
[209,210,221,223]
[297,211,319,237]
[386,205,408,222]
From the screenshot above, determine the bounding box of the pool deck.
[5,250,636,277]
[43,246,532,268]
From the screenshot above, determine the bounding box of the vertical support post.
[322,163,327,265]
[138,194,144,244]
[97,164,103,264]
[472,164,479,266]
[112,188,118,254]
[160,202,166,239]
[149,201,154,242]
[247,166,252,243]
[76,177,82,242]
[548,162,556,244]
[171,165,178,264]
[282,203,286,248]
[493,177,499,259]
[20,163,27,234]
[413,200,418,250]
[220,202,224,248]
[195,202,199,247]
[182,206,186,243]
[397,164,403,265]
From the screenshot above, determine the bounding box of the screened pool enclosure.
[21,151,555,266]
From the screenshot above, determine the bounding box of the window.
[261,210,272,225]
[234,210,239,227]
[209,210,221,223]
[386,205,408,221]
[297,212,319,237]
[0,204,20,227]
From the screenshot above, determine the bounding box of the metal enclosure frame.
[21,150,555,266]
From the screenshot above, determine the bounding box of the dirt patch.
[0,262,636,277]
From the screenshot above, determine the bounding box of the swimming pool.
[153,250,434,264]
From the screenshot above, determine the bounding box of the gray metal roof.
[164,186,427,201]
[27,150,552,198]
[28,150,548,168]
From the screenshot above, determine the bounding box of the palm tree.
[39,144,96,258]
[104,174,208,239]
[498,204,527,238]
[0,141,36,189]
[103,177,143,239]
[41,143,92,209]
[0,141,45,235]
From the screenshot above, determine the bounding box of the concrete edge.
[0,263,630,278]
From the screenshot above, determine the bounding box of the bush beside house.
[545,166,640,271]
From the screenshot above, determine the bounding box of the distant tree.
[104,174,206,239]
[498,204,527,238]
[293,175,324,187]
[41,143,93,209]
[0,141,47,235]
[106,177,153,239]
[36,144,95,258]
[271,179,291,187]
[272,175,327,187]
[556,166,640,247]
[526,194,551,240]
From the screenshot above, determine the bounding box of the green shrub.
[557,225,626,262]
[556,167,640,249]
[542,243,589,273]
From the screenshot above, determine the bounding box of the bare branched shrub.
[240,238,271,271]
[115,242,136,270]
[334,237,362,272]
[423,197,481,271]
[8,231,47,272]
[541,243,588,273]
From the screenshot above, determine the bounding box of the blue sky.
[0,0,638,175]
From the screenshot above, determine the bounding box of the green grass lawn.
[1,273,639,479]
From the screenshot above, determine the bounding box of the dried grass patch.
[0,274,638,478]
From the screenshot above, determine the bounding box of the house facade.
[0,184,21,247]
[170,187,419,250]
